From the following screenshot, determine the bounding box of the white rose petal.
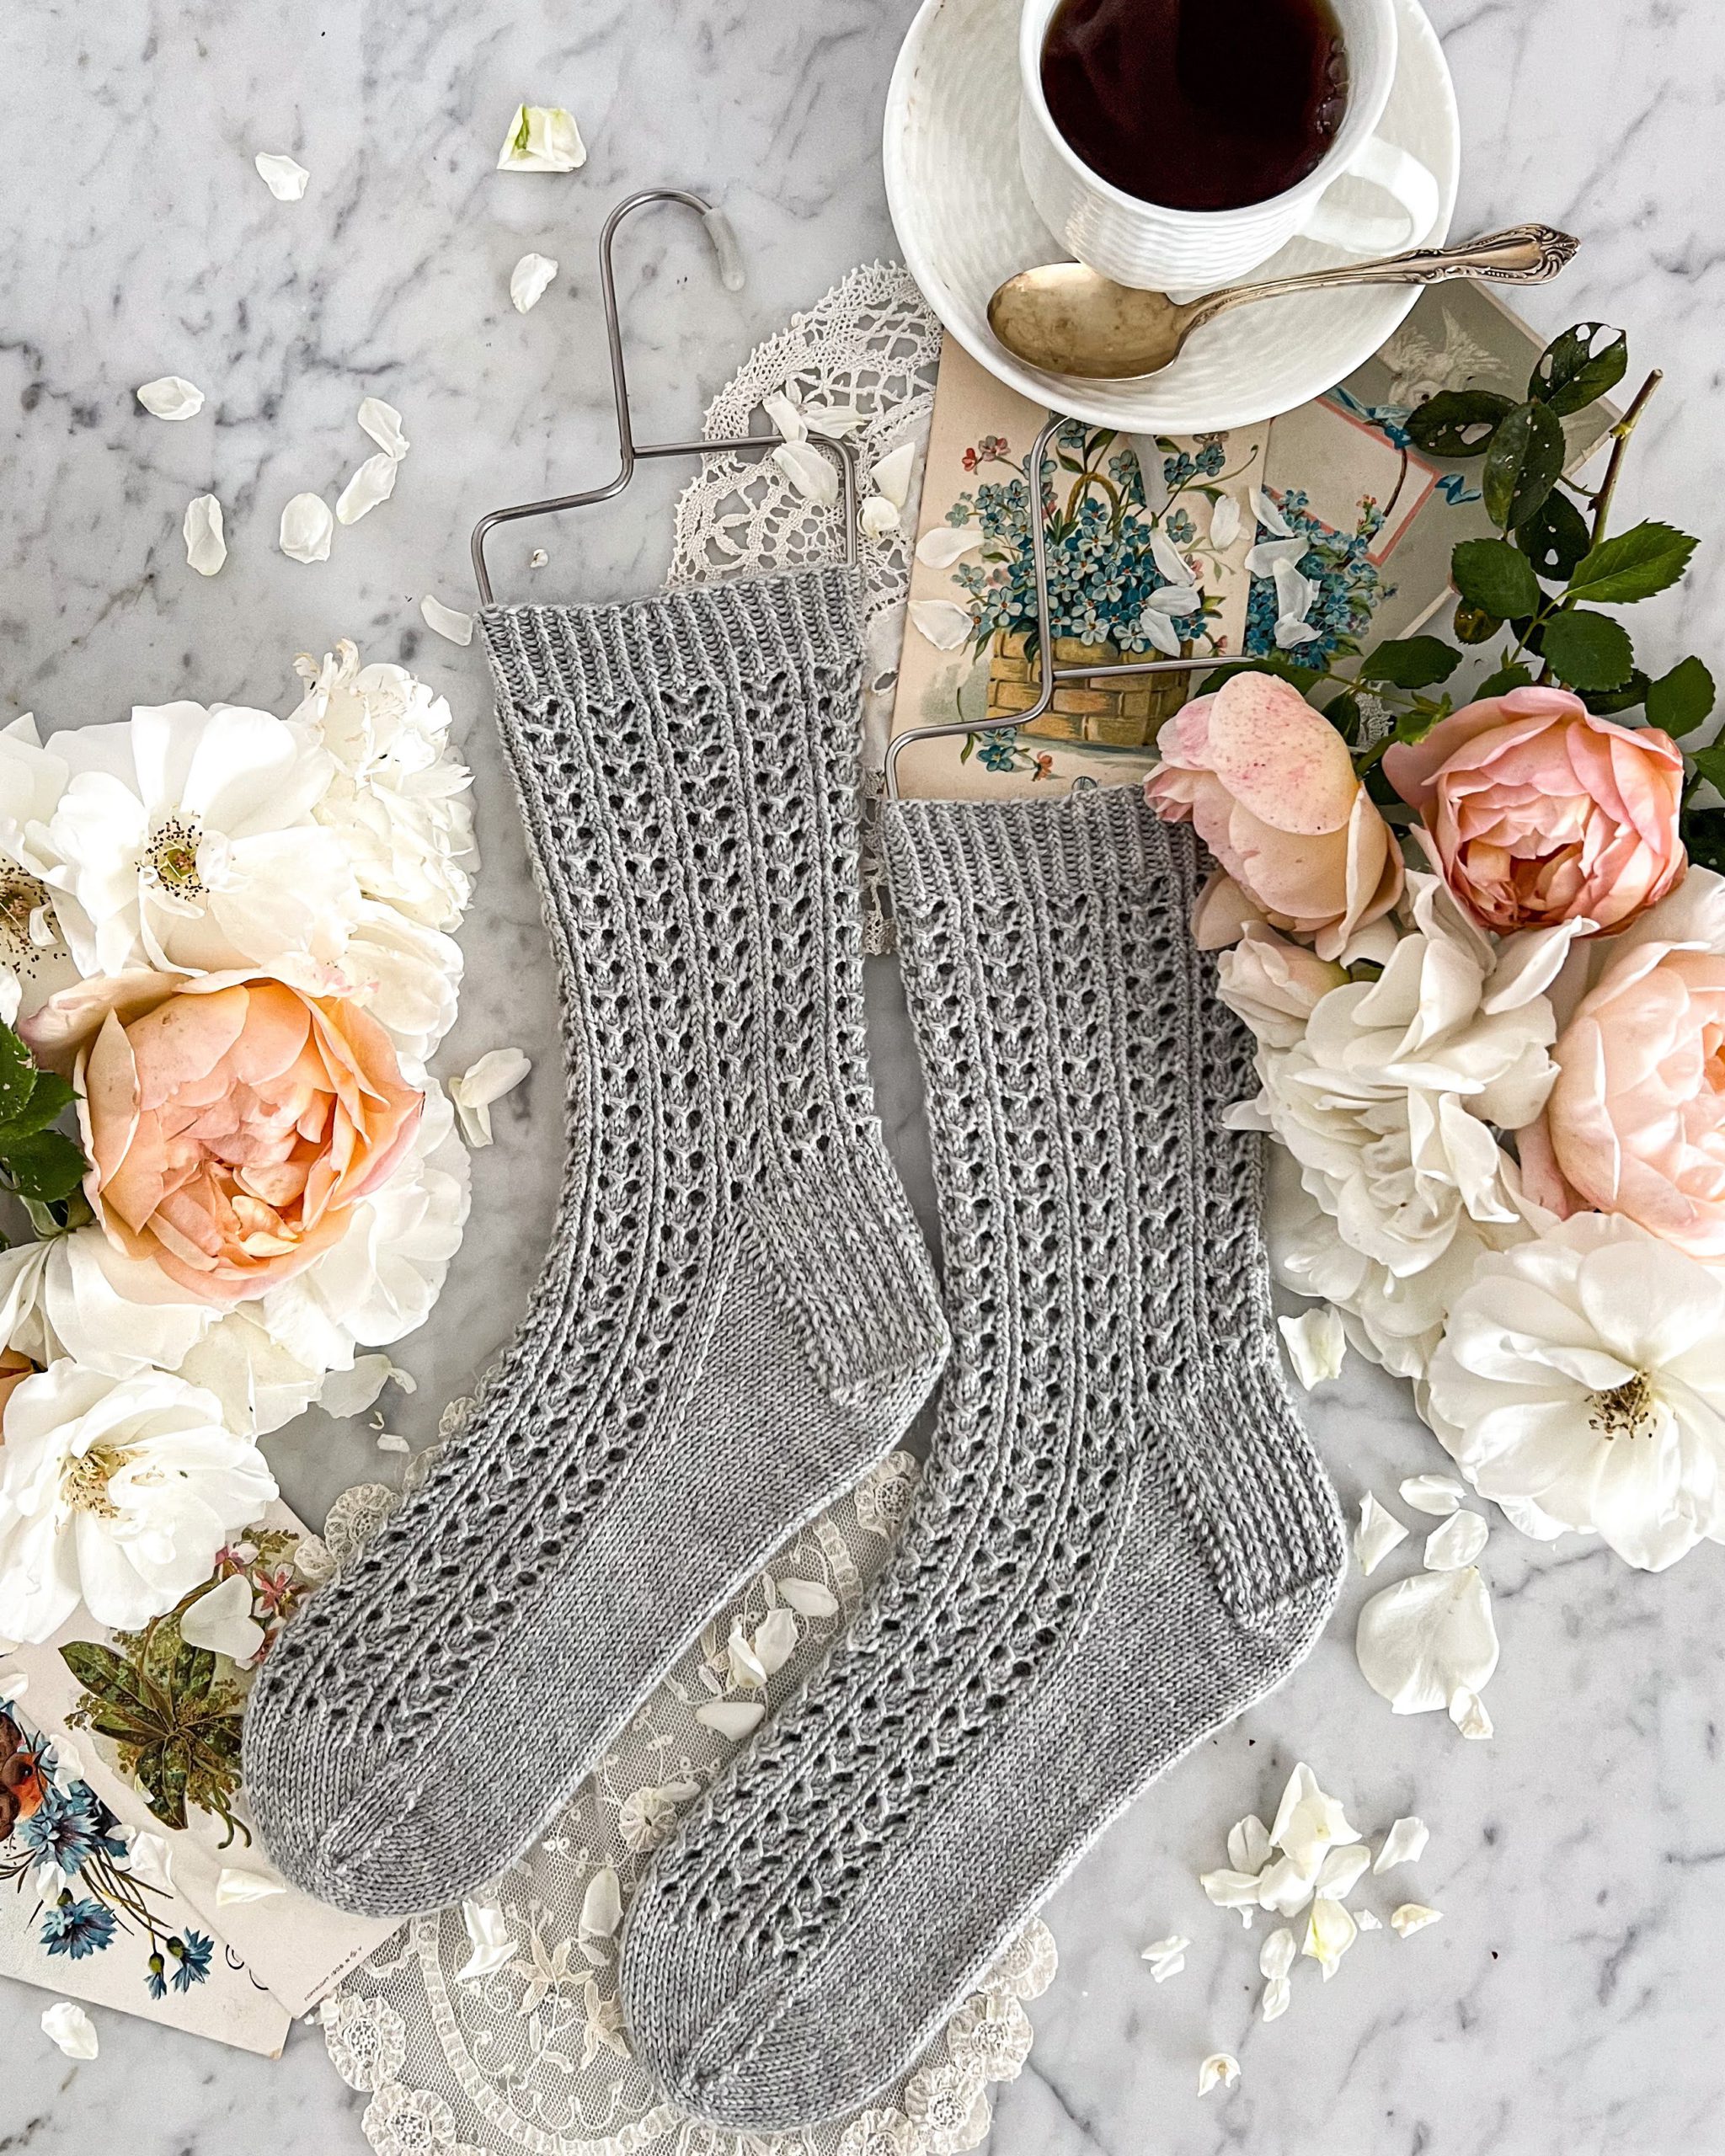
[497,104,586,173]
[695,1700,766,1742]
[799,403,865,436]
[530,548,548,568]
[916,523,984,569]
[1424,1509,1488,1572]
[457,1900,515,1980]
[1357,1908,1384,1931]
[775,1576,838,1619]
[358,398,410,461]
[1209,494,1242,549]
[859,494,900,540]
[336,453,400,526]
[510,252,559,313]
[579,1863,622,1939]
[726,1619,770,1690]
[136,376,205,420]
[279,492,334,563]
[254,152,309,200]
[908,599,973,652]
[761,389,805,442]
[1400,1474,1468,1517]
[1314,1843,1371,1903]
[1250,484,1291,536]
[1279,1305,1346,1389]
[122,1830,174,1892]
[1199,1867,1264,1925]
[1303,1895,1359,1980]
[1354,1492,1410,1577]
[1374,1817,1430,1873]
[771,438,839,508]
[1390,1903,1443,1938]
[1243,534,1311,579]
[1151,530,1194,588]
[215,1861,287,1906]
[1270,1763,1360,1875]
[450,1048,531,1148]
[1256,1854,1316,1919]
[1259,1925,1295,1981]
[375,1431,410,1454]
[751,1604,799,1680]
[1138,607,1183,658]
[1198,2053,1240,2097]
[1356,1566,1499,1718]
[870,440,918,509]
[1140,1935,1189,1983]
[182,494,227,577]
[420,595,474,646]
[1450,1687,1494,1740]
[0,1668,26,1704]
[178,1573,266,1666]
[1227,1813,1273,1876]
[1261,1975,1291,2021]
[40,2001,99,2060]
[317,1355,403,1420]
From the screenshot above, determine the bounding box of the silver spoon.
[986,224,1579,381]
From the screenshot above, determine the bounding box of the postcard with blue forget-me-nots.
[889,284,1618,800]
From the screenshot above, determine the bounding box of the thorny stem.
[1589,368,1664,548]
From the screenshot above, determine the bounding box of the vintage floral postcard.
[0,1499,398,2045]
[892,285,1618,801]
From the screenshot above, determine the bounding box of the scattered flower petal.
[1199,1867,1264,1925]
[1400,1474,1468,1517]
[420,595,474,646]
[376,1432,410,1454]
[450,1047,531,1148]
[727,1619,770,1689]
[510,252,558,313]
[1303,1895,1359,1980]
[1356,1908,1384,1931]
[579,1863,622,1939]
[123,1831,174,1892]
[337,453,400,526]
[529,548,548,568]
[859,494,900,540]
[1140,1935,1189,1983]
[1374,1817,1429,1873]
[798,402,865,437]
[1450,1687,1494,1739]
[1256,1854,1316,1918]
[1198,2053,1240,2097]
[254,152,309,200]
[1390,1903,1443,1938]
[1355,1492,1410,1576]
[908,599,973,652]
[1258,1925,1295,1982]
[182,494,227,577]
[761,388,805,442]
[916,523,985,569]
[358,398,409,461]
[279,492,334,563]
[775,1576,838,1618]
[1251,485,1291,537]
[40,2000,98,2059]
[215,1862,286,1906]
[1209,494,1242,549]
[1356,1567,1500,1717]
[457,1900,514,1980]
[771,438,839,508]
[497,104,586,173]
[1280,1305,1347,1388]
[1261,1975,1291,2021]
[1314,1843,1371,1902]
[696,1700,765,1742]
[136,376,204,421]
[1424,1509,1488,1572]
[871,440,918,509]
[179,1574,265,1665]
[1227,1814,1272,1875]
[750,1604,798,1680]
[1270,1763,1359,1876]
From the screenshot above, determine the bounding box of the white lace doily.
[323,268,1058,2156]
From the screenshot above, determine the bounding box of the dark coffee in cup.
[1040,0,1349,214]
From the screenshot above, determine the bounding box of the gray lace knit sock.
[622,788,1346,2130]
[243,567,948,1917]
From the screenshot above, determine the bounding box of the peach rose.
[1381,686,1685,936]
[1144,671,1403,960]
[1528,887,1725,1254]
[24,969,422,1305]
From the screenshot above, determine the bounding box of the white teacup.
[1017,0,1441,291]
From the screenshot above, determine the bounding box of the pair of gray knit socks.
[244,566,1343,2130]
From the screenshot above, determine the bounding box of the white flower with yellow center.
[0,1362,277,1641]
[1425,1212,1725,1571]
[34,701,360,975]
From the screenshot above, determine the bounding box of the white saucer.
[884,0,1460,433]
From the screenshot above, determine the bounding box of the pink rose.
[24,969,422,1305]
[1144,672,1403,960]
[1534,931,1725,1257]
[1382,686,1685,936]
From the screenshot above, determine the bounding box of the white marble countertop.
[4,3,1725,2150]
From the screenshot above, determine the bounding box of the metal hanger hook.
[470,186,857,606]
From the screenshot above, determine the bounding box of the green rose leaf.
[1482,399,1567,530]
[1358,636,1463,690]
[1404,389,1515,459]
[1451,537,1542,622]
[0,1025,35,1125]
[1686,744,1725,797]
[1541,608,1635,693]
[1528,322,1629,417]
[1515,489,1592,584]
[1474,663,1535,701]
[1196,657,1323,696]
[1580,671,1651,718]
[1566,520,1699,607]
[0,1070,75,1139]
[1648,655,1717,739]
[5,1128,88,1203]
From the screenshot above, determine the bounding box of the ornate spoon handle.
[1187,225,1579,332]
